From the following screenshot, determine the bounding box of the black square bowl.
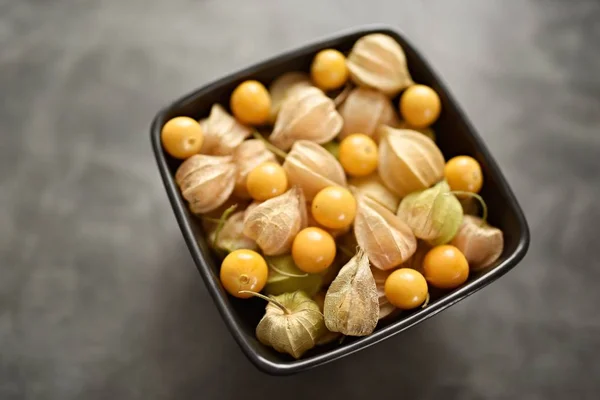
[150,25,530,375]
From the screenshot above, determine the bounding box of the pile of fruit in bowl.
[160,33,504,360]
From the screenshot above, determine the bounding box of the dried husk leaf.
[378,126,445,197]
[176,154,237,214]
[283,140,347,200]
[208,211,257,253]
[175,154,231,186]
[201,104,252,155]
[354,194,417,270]
[370,267,398,320]
[338,87,401,140]
[324,248,379,336]
[232,139,277,198]
[242,201,261,223]
[270,87,343,150]
[397,181,463,245]
[264,255,323,297]
[242,187,307,255]
[256,291,326,359]
[312,291,342,345]
[268,71,313,123]
[347,33,414,96]
[198,118,210,135]
[348,174,400,212]
[450,215,504,271]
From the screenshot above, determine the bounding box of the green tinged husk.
[264,255,323,297]
[396,180,463,245]
[254,291,326,359]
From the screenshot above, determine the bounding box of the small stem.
[269,263,308,278]
[252,131,288,159]
[238,290,291,314]
[450,191,488,224]
[333,83,353,107]
[201,216,222,224]
[212,204,238,248]
[421,292,430,309]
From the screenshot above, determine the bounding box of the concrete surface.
[1,0,599,399]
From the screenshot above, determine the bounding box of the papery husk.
[242,201,261,223]
[348,174,400,212]
[324,248,379,336]
[450,215,504,271]
[175,154,237,214]
[175,154,231,186]
[378,126,445,197]
[255,291,326,359]
[397,181,463,245]
[354,194,417,270]
[242,187,307,255]
[312,291,342,345]
[208,211,257,253]
[264,255,323,297]
[232,139,277,198]
[201,104,252,155]
[198,118,210,135]
[283,140,347,201]
[268,72,313,123]
[370,267,398,320]
[396,120,436,142]
[338,87,401,140]
[270,87,343,150]
[346,33,414,96]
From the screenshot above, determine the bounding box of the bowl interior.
[151,26,529,374]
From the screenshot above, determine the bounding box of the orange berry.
[161,116,204,159]
[230,80,271,125]
[246,162,288,201]
[311,49,349,91]
[399,84,441,128]
[220,249,268,298]
[311,186,357,230]
[444,156,483,193]
[423,245,469,289]
[384,268,429,310]
[339,133,379,177]
[292,227,337,273]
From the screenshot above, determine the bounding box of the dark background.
[1,0,599,399]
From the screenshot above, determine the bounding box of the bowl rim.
[150,24,530,376]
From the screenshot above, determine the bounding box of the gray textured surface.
[1,0,599,399]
